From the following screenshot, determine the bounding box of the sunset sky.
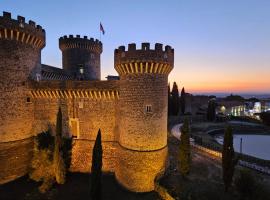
[2,0,270,94]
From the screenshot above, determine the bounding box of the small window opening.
[26,97,31,103]
[79,67,84,74]
[146,105,152,113]
[36,73,41,82]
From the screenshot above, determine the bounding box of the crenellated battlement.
[0,11,45,49]
[59,35,102,54]
[114,43,174,75]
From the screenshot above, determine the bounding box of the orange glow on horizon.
[168,59,270,94]
[168,78,270,94]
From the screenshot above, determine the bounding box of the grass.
[0,173,161,200]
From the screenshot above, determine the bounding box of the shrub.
[29,136,55,193]
[178,119,191,177]
[235,169,256,200]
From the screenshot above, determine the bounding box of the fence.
[190,134,270,175]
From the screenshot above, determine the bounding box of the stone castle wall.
[59,35,102,80]
[116,145,168,192]
[0,11,174,192]
[0,12,45,142]
[114,43,174,191]
[30,80,119,173]
[117,74,168,151]
[0,12,45,183]
[0,137,34,184]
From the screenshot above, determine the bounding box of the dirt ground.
[0,173,161,200]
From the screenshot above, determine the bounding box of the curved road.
[171,123,195,143]
[171,123,183,140]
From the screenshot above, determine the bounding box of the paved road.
[171,123,182,140]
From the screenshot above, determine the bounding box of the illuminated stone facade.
[0,12,174,192]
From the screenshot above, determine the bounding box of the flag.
[100,23,105,35]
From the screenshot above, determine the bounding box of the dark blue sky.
[2,0,270,93]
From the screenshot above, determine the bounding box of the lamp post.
[240,137,243,154]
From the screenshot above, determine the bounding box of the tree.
[168,84,172,116]
[30,108,67,193]
[90,129,103,200]
[178,118,191,177]
[260,112,270,126]
[53,107,66,184]
[235,169,256,200]
[30,131,55,193]
[180,87,186,115]
[222,126,237,192]
[171,82,179,116]
[207,99,216,121]
[224,94,245,102]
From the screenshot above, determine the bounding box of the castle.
[0,11,174,192]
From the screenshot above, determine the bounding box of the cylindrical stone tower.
[114,43,174,192]
[59,35,102,80]
[0,11,45,183]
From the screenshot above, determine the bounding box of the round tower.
[59,35,102,80]
[0,11,45,183]
[114,43,174,192]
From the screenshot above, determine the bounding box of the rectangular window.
[69,118,79,138]
[26,97,31,103]
[146,105,152,113]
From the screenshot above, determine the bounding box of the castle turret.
[114,43,174,192]
[59,35,102,80]
[0,11,45,183]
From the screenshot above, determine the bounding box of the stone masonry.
[0,11,174,192]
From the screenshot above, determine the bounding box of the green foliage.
[30,107,69,193]
[222,126,237,192]
[260,112,270,126]
[54,107,66,184]
[246,97,259,102]
[178,119,191,177]
[62,137,73,169]
[168,84,172,116]
[207,99,216,121]
[180,87,186,115]
[36,130,54,150]
[235,169,256,200]
[171,82,179,116]
[224,94,245,101]
[90,129,103,200]
[30,137,55,193]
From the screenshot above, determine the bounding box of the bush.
[178,119,191,177]
[36,130,54,150]
[260,112,270,126]
[30,134,55,193]
[235,169,256,200]
[30,108,72,193]
[62,137,73,169]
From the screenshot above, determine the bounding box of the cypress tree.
[178,118,191,177]
[222,126,237,192]
[171,82,179,116]
[180,87,186,115]
[54,107,66,184]
[168,84,172,116]
[90,129,103,200]
[207,99,216,121]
